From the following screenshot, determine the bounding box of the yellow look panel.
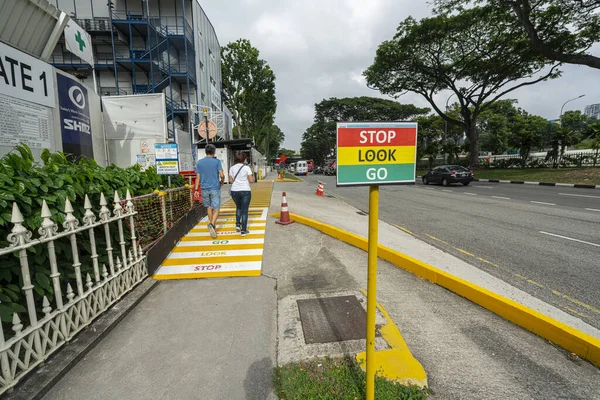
[338,146,415,165]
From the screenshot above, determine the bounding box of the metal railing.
[0,192,147,394]
[126,187,197,250]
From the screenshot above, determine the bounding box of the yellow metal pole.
[366,185,379,400]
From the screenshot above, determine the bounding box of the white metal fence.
[0,191,147,394]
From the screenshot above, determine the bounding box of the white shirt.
[229,164,252,191]
[253,164,258,173]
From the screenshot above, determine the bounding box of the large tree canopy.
[300,97,429,166]
[364,5,560,166]
[437,0,600,69]
[221,39,277,142]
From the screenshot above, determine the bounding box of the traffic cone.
[275,192,295,225]
[315,181,324,197]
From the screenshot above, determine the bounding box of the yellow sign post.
[366,185,379,399]
[336,122,418,399]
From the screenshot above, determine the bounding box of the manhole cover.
[297,295,367,344]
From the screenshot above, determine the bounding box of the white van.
[296,161,308,176]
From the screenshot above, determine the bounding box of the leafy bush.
[0,145,183,325]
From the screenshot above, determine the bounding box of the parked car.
[313,166,323,174]
[422,165,474,186]
[307,160,315,172]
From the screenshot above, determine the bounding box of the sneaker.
[241,230,249,237]
[208,223,217,238]
[236,225,241,232]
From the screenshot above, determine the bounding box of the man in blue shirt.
[194,144,225,238]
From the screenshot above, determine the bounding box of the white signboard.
[0,42,55,108]
[64,20,94,67]
[155,143,179,175]
[0,93,52,149]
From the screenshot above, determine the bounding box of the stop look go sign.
[336,122,418,186]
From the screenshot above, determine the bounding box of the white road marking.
[424,187,435,190]
[472,186,493,189]
[464,193,477,196]
[539,231,600,248]
[442,189,453,192]
[559,193,600,199]
[530,201,556,206]
[492,196,510,200]
[586,208,600,212]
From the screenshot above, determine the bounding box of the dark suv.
[422,165,474,186]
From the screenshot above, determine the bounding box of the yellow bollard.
[366,185,379,400]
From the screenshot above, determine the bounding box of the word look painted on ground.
[336,122,418,186]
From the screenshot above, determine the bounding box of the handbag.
[228,164,244,196]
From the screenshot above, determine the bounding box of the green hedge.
[0,144,183,325]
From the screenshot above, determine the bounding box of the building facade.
[49,0,223,143]
[584,103,600,120]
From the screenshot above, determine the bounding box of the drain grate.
[297,295,368,344]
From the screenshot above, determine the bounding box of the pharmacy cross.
[75,31,86,52]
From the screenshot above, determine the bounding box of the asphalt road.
[302,173,600,329]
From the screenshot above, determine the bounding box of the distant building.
[584,103,600,120]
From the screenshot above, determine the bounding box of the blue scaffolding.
[51,2,197,139]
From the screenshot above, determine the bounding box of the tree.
[509,113,550,167]
[585,123,600,166]
[300,97,429,166]
[221,39,277,139]
[437,0,600,69]
[277,148,298,158]
[478,100,519,155]
[257,124,284,160]
[364,5,560,166]
[416,115,444,168]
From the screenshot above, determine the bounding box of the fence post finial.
[114,191,123,217]
[8,202,32,247]
[12,313,23,335]
[125,189,134,214]
[63,198,79,231]
[42,296,52,316]
[83,195,97,226]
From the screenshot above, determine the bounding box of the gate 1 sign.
[336,122,418,186]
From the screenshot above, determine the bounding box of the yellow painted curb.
[275,178,303,183]
[356,289,427,387]
[271,212,600,368]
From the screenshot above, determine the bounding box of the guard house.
[194,138,267,180]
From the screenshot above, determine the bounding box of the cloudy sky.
[202,0,600,152]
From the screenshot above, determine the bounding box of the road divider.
[272,211,600,367]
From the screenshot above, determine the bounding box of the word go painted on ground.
[336,122,418,186]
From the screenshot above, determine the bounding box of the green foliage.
[0,145,183,325]
[274,357,430,400]
[436,0,600,69]
[221,38,278,150]
[301,97,429,166]
[364,5,559,166]
[277,148,299,158]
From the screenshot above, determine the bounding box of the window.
[199,61,204,71]
[209,49,215,62]
[201,93,205,102]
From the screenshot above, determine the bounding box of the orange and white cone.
[275,192,295,225]
[315,181,325,197]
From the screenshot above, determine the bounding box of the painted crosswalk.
[153,181,273,280]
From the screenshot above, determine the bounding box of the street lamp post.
[444,93,456,163]
[560,94,585,124]
[203,107,209,144]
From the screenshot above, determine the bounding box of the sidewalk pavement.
[40,175,600,399]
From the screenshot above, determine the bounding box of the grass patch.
[283,172,303,181]
[417,168,600,185]
[473,168,600,185]
[274,357,430,400]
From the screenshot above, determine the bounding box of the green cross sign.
[75,31,86,52]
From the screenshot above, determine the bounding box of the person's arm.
[228,168,234,184]
[247,166,255,183]
[194,173,200,193]
[219,169,225,186]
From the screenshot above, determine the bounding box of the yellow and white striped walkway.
[153,181,273,280]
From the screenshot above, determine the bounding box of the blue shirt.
[195,157,223,191]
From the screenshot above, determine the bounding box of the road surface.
[300,173,600,329]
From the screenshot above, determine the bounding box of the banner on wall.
[57,73,94,158]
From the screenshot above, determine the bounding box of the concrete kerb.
[270,211,600,368]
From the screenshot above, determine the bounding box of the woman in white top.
[229,151,255,236]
